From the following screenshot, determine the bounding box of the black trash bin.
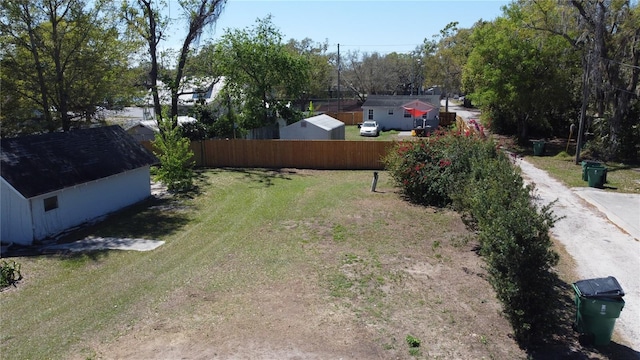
[572,276,625,346]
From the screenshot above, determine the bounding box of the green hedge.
[384,130,559,346]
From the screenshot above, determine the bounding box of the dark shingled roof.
[362,95,439,107]
[1,126,158,199]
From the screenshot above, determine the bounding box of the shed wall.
[1,179,33,245]
[30,167,152,241]
[280,123,331,140]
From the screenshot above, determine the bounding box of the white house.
[142,77,225,119]
[361,95,441,131]
[279,114,345,140]
[1,126,158,246]
[125,116,197,142]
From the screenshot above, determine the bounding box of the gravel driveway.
[518,159,640,353]
[444,99,639,351]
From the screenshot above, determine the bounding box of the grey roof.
[361,95,438,107]
[302,114,344,131]
[1,126,158,198]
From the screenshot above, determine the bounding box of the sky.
[162,0,512,55]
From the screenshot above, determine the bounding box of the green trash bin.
[573,276,625,346]
[587,167,607,188]
[581,161,601,181]
[533,140,545,156]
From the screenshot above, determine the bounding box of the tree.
[340,50,417,100]
[212,16,310,129]
[121,0,227,127]
[152,115,195,192]
[423,22,475,111]
[0,0,132,135]
[462,5,580,140]
[524,0,640,160]
[286,37,334,105]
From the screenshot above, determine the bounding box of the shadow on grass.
[525,273,638,360]
[2,195,190,259]
[54,249,111,268]
[209,167,298,187]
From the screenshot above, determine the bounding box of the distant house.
[125,116,197,142]
[1,126,158,245]
[279,114,345,140]
[361,95,441,131]
[142,78,225,119]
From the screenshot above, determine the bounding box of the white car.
[359,121,380,137]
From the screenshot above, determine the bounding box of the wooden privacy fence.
[142,139,395,170]
[325,112,363,125]
[439,112,456,127]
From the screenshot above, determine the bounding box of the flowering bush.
[384,128,560,347]
[383,129,494,207]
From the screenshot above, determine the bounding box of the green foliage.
[405,334,421,348]
[385,129,560,346]
[383,130,492,207]
[458,157,559,344]
[1,1,134,134]
[152,117,195,192]
[1,260,22,288]
[462,12,579,140]
[211,16,310,130]
[307,101,315,117]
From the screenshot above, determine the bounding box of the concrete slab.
[573,188,640,241]
[42,236,164,253]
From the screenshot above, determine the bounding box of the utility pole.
[337,43,341,114]
[575,51,590,164]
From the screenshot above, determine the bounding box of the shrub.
[152,117,195,192]
[383,129,494,207]
[1,260,22,288]
[385,128,559,346]
[461,158,559,343]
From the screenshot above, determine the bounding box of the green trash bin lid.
[574,276,625,299]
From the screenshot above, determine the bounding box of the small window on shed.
[388,109,394,115]
[44,196,58,211]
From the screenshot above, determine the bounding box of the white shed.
[361,95,441,131]
[279,114,345,140]
[1,126,158,246]
[126,116,197,142]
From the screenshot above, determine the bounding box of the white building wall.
[362,106,438,131]
[30,167,152,241]
[1,179,33,245]
[280,122,331,140]
[329,126,345,140]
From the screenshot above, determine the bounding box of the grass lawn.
[0,169,524,359]
[0,169,626,359]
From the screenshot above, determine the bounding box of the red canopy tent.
[403,107,429,117]
[402,100,435,118]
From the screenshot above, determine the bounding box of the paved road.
[449,101,640,353]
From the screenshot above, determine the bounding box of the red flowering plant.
[383,129,492,207]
